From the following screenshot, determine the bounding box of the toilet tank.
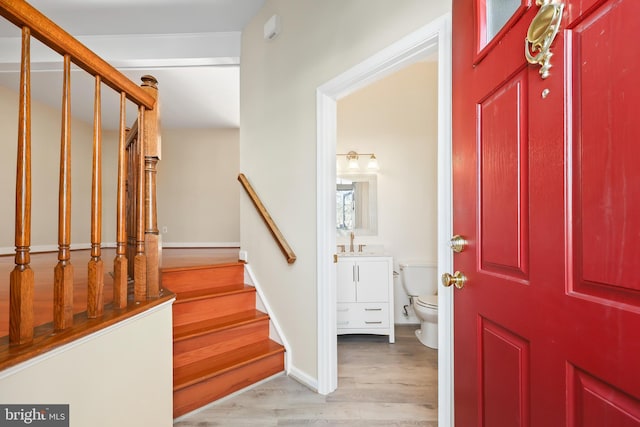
[399,262,438,297]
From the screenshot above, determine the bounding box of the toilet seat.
[416,295,438,309]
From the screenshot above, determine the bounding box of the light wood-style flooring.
[174,325,438,426]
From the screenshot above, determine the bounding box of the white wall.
[156,128,240,246]
[240,0,450,383]
[337,61,439,324]
[0,302,174,427]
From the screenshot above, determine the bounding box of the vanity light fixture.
[337,151,379,171]
[347,151,360,170]
[367,154,379,170]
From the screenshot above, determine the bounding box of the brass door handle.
[441,271,467,289]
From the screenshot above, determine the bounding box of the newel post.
[141,75,161,298]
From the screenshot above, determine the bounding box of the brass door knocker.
[525,0,565,79]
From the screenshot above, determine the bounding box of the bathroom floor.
[174,324,438,426]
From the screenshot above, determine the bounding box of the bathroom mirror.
[336,174,378,236]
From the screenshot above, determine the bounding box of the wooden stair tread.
[173,310,269,342]
[174,285,253,303]
[174,340,284,391]
[161,261,244,274]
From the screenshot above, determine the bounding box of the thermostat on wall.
[264,14,281,40]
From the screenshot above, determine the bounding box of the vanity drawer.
[337,302,389,329]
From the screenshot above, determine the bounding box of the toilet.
[399,262,438,349]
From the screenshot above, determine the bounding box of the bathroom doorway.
[336,58,438,329]
[316,15,453,426]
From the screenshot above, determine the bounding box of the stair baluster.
[9,26,34,346]
[87,75,104,319]
[53,54,74,331]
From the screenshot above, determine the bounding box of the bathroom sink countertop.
[337,251,390,257]
[336,243,388,257]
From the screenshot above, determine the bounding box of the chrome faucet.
[349,231,355,253]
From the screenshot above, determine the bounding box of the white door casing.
[316,14,453,427]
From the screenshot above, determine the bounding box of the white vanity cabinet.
[336,256,394,343]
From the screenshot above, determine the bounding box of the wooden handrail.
[0,0,155,110]
[238,173,297,264]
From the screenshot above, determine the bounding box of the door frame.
[316,14,454,426]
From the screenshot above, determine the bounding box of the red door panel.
[570,0,640,300]
[452,0,640,425]
[481,318,530,426]
[479,67,529,277]
[569,367,640,426]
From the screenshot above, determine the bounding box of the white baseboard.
[242,261,319,394]
[288,366,318,392]
[243,263,292,372]
[161,242,240,248]
[244,252,318,392]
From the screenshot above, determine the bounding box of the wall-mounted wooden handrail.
[238,173,296,264]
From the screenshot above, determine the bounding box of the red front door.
[452,0,640,425]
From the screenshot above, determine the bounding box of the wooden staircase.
[163,262,285,418]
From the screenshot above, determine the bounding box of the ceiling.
[0,0,266,129]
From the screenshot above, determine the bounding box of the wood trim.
[0,0,154,110]
[237,173,296,264]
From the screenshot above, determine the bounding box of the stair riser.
[174,320,270,369]
[173,352,284,418]
[173,291,255,327]
[163,264,244,293]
